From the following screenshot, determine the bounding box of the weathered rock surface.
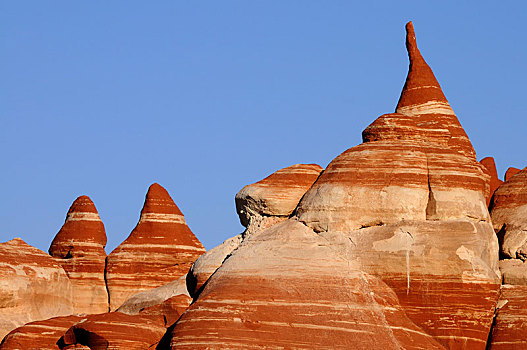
[167,22,500,349]
[504,167,521,182]
[187,234,243,298]
[490,168,527,259]
[105,183,206,310]
[488,285,527,349]
[235,163,322,235]
[49,195,108,314]
[499,259,527,285]
[170,221,444,349]
[117,274,191,325]
[59,313,166,350]
[0,315,82,350]
[480,157,503,206]
[0,238,73,340]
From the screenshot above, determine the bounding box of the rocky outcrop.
[59,313,166,350]
[504,167,521,182]
[170,221,444,349]
[105,183,206,310]
[490,168,527,259]
[49,196,108,314]
[117,274,191,325]
[187,234,243,298]
[235,163,322,235]
[0,315,82,350]
[168,22,500,349]
[0,238,73,340]
[488,285,527,349]
[480,157,503,206]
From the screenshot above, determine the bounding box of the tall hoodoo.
[396,22,476,160]
[105,183,206,310]
[49,195,109,314]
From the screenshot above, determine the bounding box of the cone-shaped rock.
[105,183,206,310]
[49,195,108,314]
[505,167,521,182]
[480,157,503,206]
[0,238,73,339]
[167,23,500,349]
[396,22,476,160]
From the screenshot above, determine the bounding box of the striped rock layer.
[168,22,500,349]
[395,22,476,160]
[488,285,527,349]
[0,315,82,350]
[60,313,166,350]
[170,221,444,349]
[480,157,503,206]
[490,168,527,259]
[105,183,205,310]
[235,163,322,235]
[49,195,108,314]
[0,239,73,340]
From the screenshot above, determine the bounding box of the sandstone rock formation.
[0,238,73,340]
[0,315,82,350]
[49,195,108,314]
[170,221,444,349]
[117,274,191,325]
[187,234,243,298]
[105,183,206,310]
[235,163,322,235]
[168,22,500,349]
[504,167,521,182]
[490,167,527,259]
[488,285,527,349]
[480,157,503,206]
[59,313,166,350]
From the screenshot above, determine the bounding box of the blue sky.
[1,1,526,253]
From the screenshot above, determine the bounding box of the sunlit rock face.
[490,167,527,260]
[235,163,323,236]
[480,157,503,206]
[105,183,205,311]
[167,22,500,350]
[49,195,109,314]
[59,312,167,350]
[0,238,73,340]
[488,285,527,349]
[0,315,82,350]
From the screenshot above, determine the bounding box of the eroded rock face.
[480,157,503,206]
[49,196,108,314]
[105,183,205,310]
[0,238,73,340]
[170,221,444,349]
[490,168,527,259]
[488,285,527,349]
[0,315,82,350]
[168,22,500,349]
[60,313,166,350]
[117,274,191,325]
[504,167,521,182]
[235,164,322,235]
[187,234,243,298]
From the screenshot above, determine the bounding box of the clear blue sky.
[2,1,526,253]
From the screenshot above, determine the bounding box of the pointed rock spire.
[49,195,109,314]
[396,22,476,159]
[105,183,206,311]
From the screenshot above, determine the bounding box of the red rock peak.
[395,21,476,159]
